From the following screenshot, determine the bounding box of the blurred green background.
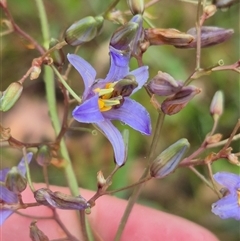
[1,0,239,240]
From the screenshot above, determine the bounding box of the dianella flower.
[0,152,33,225]
[212,172,240,220]
[67,47,151,166]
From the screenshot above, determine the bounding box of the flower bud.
[127,0,145,15]
[5,166,27,194]
[150,138,190,178]
[213,0,239,8]
[30,66,41,80]
[30,221,50,241]
[145,28,194,47]
[64,16,104,46]
[0,82,23,112]
[34,188,90,210]
[147,71,183,96]
[203,4,217,19]
[48,38,65,67]
[210,90,224,120]
[110,22,139,50]
[97,170,107,188]
[176,26,234,48]
[161,86,201,115]
[227,154,240,166]
[36,145,52,166]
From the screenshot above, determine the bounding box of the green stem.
[102,0,121,18]
[114,112,165,241]
[22,147,35,192]
[35,0,79,197]
[34,0,50,48]
[51,65,81,102]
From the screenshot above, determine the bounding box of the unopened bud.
[34,188,90,210]
[203,4,217,18]
[30,66,41,80]
[161,86,201,115]
[97,171,107,188]
[30,220,49,241]
[5,166,27,194]
[150,138,190,178]
[110,22,139,50]
[227,154,240,166]
[147,71,183,96]
[145,28,194,47]
[177,26,234,48]
[65,16,104,46]
[48,38,65,67]
[127,0,145,15]
[210,90,224,120]
[36,145,52,166]
[213,0,239,8]
[206,133,222,144]
[0,82,23,111]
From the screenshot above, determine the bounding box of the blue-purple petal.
[95,120,126,166]
[0,210,14,226]
[17,152,33,176]
[212,195,240,220]
[0,168,10,182]
[67,54,96,99]
[73,95,104,123]
[213,172,240,192]
[104,46,130,83]
[103,98,151,135]
[0,186,18,203]
[129,66,149,95]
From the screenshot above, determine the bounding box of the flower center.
[93,75,138,112]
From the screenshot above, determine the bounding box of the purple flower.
[0,153,33,225]
[67,46,151,166]
[212,172,240,220]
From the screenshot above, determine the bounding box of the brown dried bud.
[176,26,234,48]
[145,28,194,47]
[206,133,222,144]
[161,86,201,115]
[147,71,183,96]
[34,188,90,210]
[227,154,240,166]
[30,221,49,241]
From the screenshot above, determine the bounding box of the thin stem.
[189,166,218,193]
[102,0,121,18]
[51,65,81,102]
[34,0,50,48]
[114,112,165,241]
[53,209,79,241]
[22,147,35,192]
[207,133,240,149]
[195,0,202,70]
